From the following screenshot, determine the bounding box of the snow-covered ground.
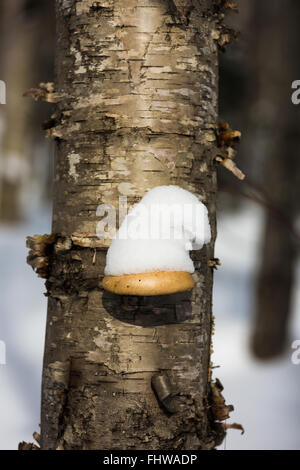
[0,208,50,449]
[213,203,300,450]
[0,201,299,450]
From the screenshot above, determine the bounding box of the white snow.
[104,185,211,276]
[0,206,50,449]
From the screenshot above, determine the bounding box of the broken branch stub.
[209,378,234,422]
[23,82,63,103]
[26,234,57,279]
[208,258,221,270]
[26,232,107,280]
[216,121,245,180]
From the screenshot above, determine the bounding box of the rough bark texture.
[41,0,226,450]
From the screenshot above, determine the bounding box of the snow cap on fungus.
[104,185,211,277]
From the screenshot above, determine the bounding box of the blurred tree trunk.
[0,0,32,222]
[40,0,225,450]
[250,0,300,358]
[0,0,55,222]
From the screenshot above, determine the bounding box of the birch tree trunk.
[40,0,226,450]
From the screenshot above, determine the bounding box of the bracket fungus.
[102,185,211,296]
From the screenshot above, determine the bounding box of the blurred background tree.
[0,0,54,222]
[219,0,300,359]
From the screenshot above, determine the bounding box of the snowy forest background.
[0,0,300,450]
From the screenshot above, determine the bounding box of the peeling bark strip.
[41,0,227,450]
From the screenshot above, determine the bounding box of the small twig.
[222,422,245,434]
[220,178,300,242]
[92,248,97,265]
[216,156,245,180]
[33,432,40,445]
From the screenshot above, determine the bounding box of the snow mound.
[104,185,211,276]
